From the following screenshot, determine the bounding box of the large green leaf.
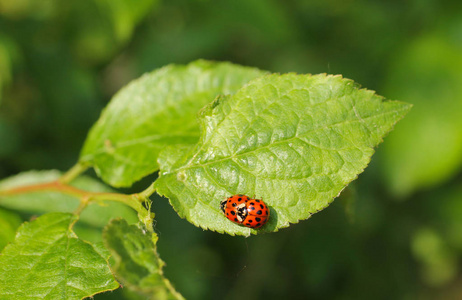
[0,170,137,227]
[154,74,411,236]
[103,219,184,300]
[80,60,267,187]
[0,213,119,300]
[0,207,21,251]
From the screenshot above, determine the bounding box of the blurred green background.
[1,0,462,299]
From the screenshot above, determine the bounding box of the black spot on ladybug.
[234,218,238,222]
[249,206,255,211]
[260,204,264,209]
[231,211,236,215]
[256,200,261,203]
[255,223,261,227]
[238,197,242,201]
[257,210,262,215]
[245,223,251,226]
[248,219,253,223]
[238,194,244,196]
[232,203,237,207]
[228,199,231,203]
[255,217,261,222]
[250,202,255,206]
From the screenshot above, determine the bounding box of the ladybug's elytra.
[220,195,270,228]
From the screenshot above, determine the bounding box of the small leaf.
[154,74,411,236]
[0,213,119,300]
[0,170,137,227]
[80,60,267,187]
[103,219,184,300]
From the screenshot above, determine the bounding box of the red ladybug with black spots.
[220,195,270,228]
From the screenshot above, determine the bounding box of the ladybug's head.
[219,199,227,214]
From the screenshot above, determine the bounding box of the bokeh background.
[1,0,462,299]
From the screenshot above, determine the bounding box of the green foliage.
[155,73,411,235]
[380,31,462,196]
[103,219,184,300]
[98,0,159,42]
[0,170,137,227]
[81,60,266,187]
[0,58,412,297]
[0,213,119,300]
[2,1,461,298]
[0,207,21,251]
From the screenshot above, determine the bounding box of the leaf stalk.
[0,180,153,229]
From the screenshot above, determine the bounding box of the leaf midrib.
[166,107,405,175]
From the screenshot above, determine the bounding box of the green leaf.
[380,33,462,196]
[100,0,159,42]
[0,213,119,300]
[154,74,411,236]
[80,60,267,187]
[103,219,184,300]
[0,170,137,227]
[0,207,22,251]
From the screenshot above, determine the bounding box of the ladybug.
[220,195,270,228]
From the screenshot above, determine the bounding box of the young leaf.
[80,60,267,188]
[0,213,119,299]
[0,170,137,227]
[103,218,184,300]
[154,74,411,236]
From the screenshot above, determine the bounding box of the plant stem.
[0,180,152,228]
[59,162,89,184]
[139,182,156,198]
[74,196,90,216]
